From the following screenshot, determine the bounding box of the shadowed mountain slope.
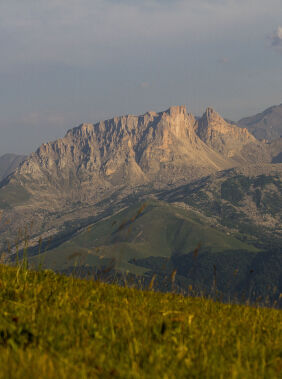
[26,200,281,302]
[28,200,257,271]
[238,104,282,141]
[0,154,26,181]
[160,164,282,248]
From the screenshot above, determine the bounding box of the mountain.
[1,105,271,251]
[268,138,282,163]
[0,154,26,181]
[195,107,270,163]
[238,104,282,141]
[28,200,257,271]
[0,105,281,301]
[160,165,282,248]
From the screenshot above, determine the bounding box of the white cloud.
[270,26,282,50]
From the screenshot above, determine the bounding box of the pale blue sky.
[0,0,281,154]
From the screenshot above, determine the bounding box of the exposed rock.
[0,105,280,250]
[195,107,271,164]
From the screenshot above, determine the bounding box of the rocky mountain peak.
[3,105,273,215]
[238,103,282,141]
[197,107,255,138]
[1,104,279,253]
[166,105,187,117]
[201,107,226,126]
[195,108,269,162]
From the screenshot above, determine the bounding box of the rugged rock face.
[238,104,282,141]
[0,105,280,250]
[195,108,271,163]
[16,106,237,204]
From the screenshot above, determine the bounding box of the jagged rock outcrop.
[16,106,237,204]
[195,107,271,163]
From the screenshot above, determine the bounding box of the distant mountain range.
[0,104,281,302]
[238,104,282,141]
[0,154,26,181]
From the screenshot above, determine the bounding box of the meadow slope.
[0,265,281,378]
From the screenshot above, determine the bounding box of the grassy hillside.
[28,200,257,273]
[0,265,281,378]
[22,200,282,303]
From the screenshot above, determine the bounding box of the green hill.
[29,200,257,270]
[0,264,281,378]
[24,200,282,302]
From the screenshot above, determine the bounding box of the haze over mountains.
[0,103,281,301]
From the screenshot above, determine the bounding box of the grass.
[28,200,258,274]
[0,264,281,378]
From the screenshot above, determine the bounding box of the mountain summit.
[196,107,270,162]
[238,104,282,141]
[17,105,235,199]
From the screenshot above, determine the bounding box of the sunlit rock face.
[0,105,277,247]
[16,105,239,202]
[195,107,271,163]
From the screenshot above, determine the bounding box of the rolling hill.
[1,264,281,378]
[26,199,281,302]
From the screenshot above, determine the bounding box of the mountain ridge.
[0,105,281,258]
[0,153,26,181]
[238,103,282,141]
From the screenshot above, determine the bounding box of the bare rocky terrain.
[0,105,281,259]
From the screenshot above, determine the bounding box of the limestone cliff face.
[195,107,271,163]
[17,105,237,205]
[15,105,273,203]
[0,105,276,248]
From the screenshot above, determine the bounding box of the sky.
[0,0,282,154]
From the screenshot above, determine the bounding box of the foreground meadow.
[0,264,281,378]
